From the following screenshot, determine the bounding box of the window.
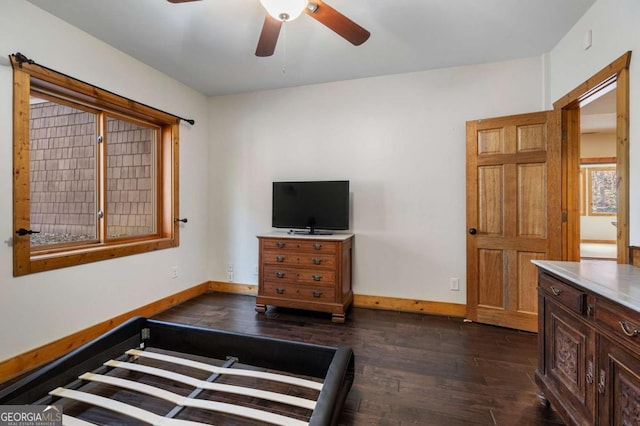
[12,57,180,276]
[579,158,617,217]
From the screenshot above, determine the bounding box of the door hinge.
[562,211,568,223]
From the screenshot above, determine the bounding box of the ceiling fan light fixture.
[260,0,308,22]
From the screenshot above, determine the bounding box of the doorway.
[556,51,631,264]
[579,86,617,261]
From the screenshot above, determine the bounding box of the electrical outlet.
[228,270,233,282]
[449,277,460,291]
[171,266,178,279]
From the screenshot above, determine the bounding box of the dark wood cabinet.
[535,262,640,425]
[255,234,353,323]
[540,293,596,424]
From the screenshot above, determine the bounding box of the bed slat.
[126,349,323,391]
[80,373,308,426]
[105,360,317,410]
[49,388,207,426]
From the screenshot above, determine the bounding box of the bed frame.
[0,317,354,425]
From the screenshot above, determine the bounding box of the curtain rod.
[12,52,195,125]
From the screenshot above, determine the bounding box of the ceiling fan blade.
[304,0,370,46]
[256,14,283,57]
[167,0,201,3]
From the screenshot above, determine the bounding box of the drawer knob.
[276,271,285,278]
[312,291,322,298]
[598,370,606,394]
[312,258,322,265]
[312,274,322,281]
[276,255,285,262]
[276,287,285,294]
[276,242,285,248]
[313,243,322,250]
[620,320,640,337]
[550,286,562,296]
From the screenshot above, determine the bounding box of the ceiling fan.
[167,0,370,57]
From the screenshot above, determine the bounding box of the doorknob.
[469,228,477,235]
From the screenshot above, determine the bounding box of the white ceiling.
[581,88,616,134]
[26,0,596,97]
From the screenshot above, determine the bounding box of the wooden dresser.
[534,260,640,425]
[255,233,354,323]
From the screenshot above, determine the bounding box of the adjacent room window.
[579,160,617,217]
[12,57,180,276]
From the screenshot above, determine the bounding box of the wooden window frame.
[579,157,617,217]
[579,168,585,216]
[12,57,180,276]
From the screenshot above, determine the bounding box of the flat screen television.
[272,180,349,235]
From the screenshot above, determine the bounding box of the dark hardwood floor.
[153,292,565,426]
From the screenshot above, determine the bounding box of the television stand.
[256,233,354,323]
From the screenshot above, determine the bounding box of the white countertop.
[257,231,354,241]
[533,260,640,312]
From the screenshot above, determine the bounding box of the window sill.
[16,237,178,276]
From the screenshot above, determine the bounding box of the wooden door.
[466,111,561,332]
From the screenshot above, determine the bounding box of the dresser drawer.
[262,250,336,268]
[263,282,335,302]
[263,265,335,286]
[595,298,640,348]
[539,273,586,315]
[295,240,337,254]
[263,265,297,283]
[297,269,335,286]
[262,239,337,254]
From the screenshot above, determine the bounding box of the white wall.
[208,57,545,304]
[549,0,640,243]
[581,216,617,241]
[0,1,210,362]
[581,132,616,158]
